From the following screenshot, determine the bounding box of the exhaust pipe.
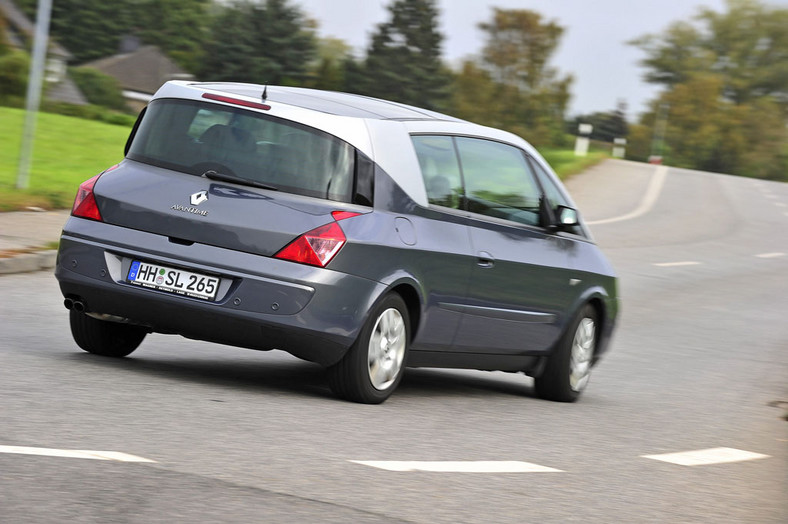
[64,297,86,312]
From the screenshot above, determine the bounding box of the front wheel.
[70,310,147,358]
[327,294,410,404]
[534,304,598,402]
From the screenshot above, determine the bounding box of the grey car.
[55,81,618,404]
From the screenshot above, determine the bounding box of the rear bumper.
[55,217,385,366]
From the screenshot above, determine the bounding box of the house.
[83,41,194,112]
[0,0,87,105]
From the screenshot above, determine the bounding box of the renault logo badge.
[190,190,208,206]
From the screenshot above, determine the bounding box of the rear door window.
[127,99,356,203]
[412,135,464,209]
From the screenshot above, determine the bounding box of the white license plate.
[127,260,219,301]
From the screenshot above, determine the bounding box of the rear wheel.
[535,304,597,402]
[328,294,410,404]
[69,310,147,358]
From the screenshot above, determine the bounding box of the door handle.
[477,251,495,268]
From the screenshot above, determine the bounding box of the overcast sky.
[295,0,788,119]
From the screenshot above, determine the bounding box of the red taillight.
[275,222,346,267]
[71,174,103,221]
[274,211,362,267]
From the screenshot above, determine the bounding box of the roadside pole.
[15,0,53,190]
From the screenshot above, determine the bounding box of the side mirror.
[555,205,579,228]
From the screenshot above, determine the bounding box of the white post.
[574,123,593,157]
[16,0,53,190]
[612,137,627,158]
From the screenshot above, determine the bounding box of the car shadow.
[62,348,537,402]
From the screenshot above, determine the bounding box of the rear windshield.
[127,98,355,202]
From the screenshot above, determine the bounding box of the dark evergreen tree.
[17,0,134,63]
[199,0,316,85]
[359,0,449,110]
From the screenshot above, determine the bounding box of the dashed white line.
[0,445,156,463]
[642,447,769,466]
[775,202,786,208]
[755,252,785,259]
[653,261,701,267]
[350,460,562,473]
[587,165,667,225]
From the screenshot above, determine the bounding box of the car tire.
[535,304,597,402]
[327,294,410,404]
[69,310,147,358]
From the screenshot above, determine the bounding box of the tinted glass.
[412,135,463,209]
[529,158,584,235]
[127,99,355,202]
[456,137,542,226]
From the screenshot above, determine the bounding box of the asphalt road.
[1,159,786,523]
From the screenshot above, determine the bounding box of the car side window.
[412,135,464,209]
[455,137,542,227]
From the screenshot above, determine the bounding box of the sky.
[295,0,787,120]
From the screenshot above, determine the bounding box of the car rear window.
[126,99,355,202]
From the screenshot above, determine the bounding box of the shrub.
[70,66,128,111]
[0,50,30,98]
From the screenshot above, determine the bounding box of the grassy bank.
[0,107,130,211]
[1,106,608,210]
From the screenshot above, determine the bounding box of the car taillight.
[274,211,362,267]
[71,174,103,221]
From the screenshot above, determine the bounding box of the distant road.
[1,159,786,523]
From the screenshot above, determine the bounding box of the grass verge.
[1,107,130,211]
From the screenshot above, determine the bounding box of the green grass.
[0,107,131,211]
[0,106,609,210]
[541,149,608,179]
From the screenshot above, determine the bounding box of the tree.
[125,0,211,74]
[452,8,573,146]
[358,0,450,110]
[631,0,788,180]
[199,0,316,85]
[17,0,135,64]
[304,38,353,91]
[568,100,629,143]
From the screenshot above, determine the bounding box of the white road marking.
[587,165,667,225]
[350,460,562,473]
[775,202,786,207]
[0,445,156,463]
[642,447,769,466]
[653,261,701,267]
[756,252,785,259]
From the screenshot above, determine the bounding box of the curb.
[0,250,57,275]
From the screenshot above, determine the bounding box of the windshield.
[127,99,355,202]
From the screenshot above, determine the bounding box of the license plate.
[127,260,219,301]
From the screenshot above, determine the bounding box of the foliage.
[199,0,316,85]
[69,67,127,111]
[303,38,353,91]
[0,14,9,56]
[17,0,210,73]
[356,0,450,110]
[630,0,788,179]
[126,0,211,74]
[568,101,629,143]
[0,49,28,99]
[451,9,572,146]
[17,0,134,64]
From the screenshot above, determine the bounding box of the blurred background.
[1,0,786,211]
